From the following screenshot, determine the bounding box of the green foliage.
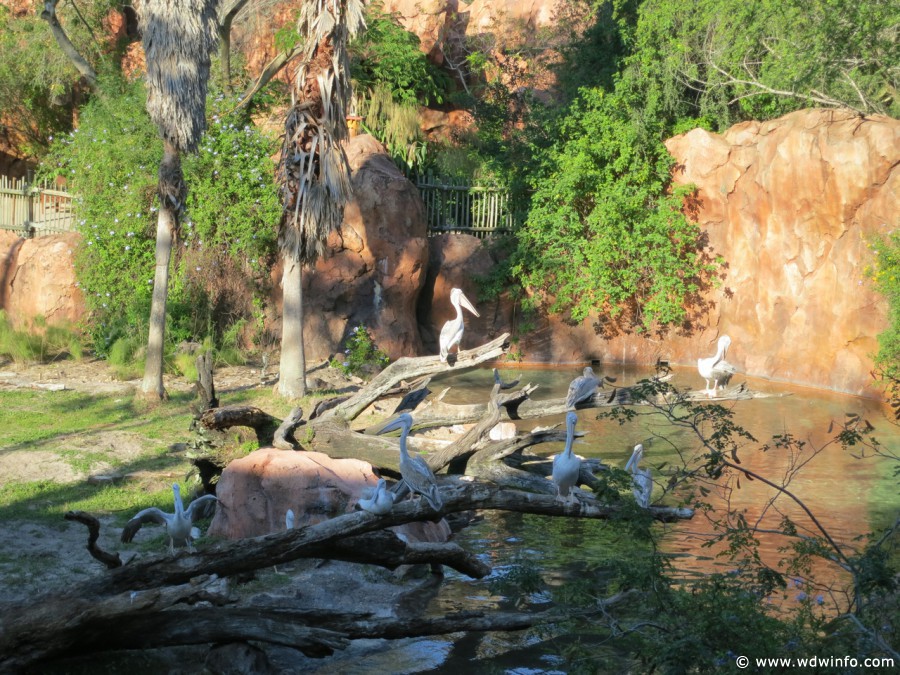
[0,2,122,154]
[41,77,280,356]
[356,83,427,175]
[0,311,83,364]
[511,88,717,332]
[868,231,900,381]
[351,3,451,106]
[329,325,389,379]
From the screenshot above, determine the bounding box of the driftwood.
[195,352,219,411]
[198,404,281,445]
[0,481,692,670]
[272,406,305,450]
[320,333,510,422]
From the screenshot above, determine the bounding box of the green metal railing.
[0,175,74,238]
[416,174,517,238]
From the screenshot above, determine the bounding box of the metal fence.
[416,174,517,238]
[0,175,75,238]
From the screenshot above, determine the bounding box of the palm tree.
[276,0,365,399]
[139,0,219,399]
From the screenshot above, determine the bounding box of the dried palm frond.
[140,0,219,154]
[278,0,366,265]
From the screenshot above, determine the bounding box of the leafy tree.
[350,2,451,106]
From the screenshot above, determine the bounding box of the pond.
[317,364,899,674]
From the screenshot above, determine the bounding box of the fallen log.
[320,333,510,422]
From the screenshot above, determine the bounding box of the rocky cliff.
[1,111,895,398]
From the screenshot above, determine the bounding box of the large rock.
[207,448,450,544]
[0,230,84,328]
[272,134,429,362]
[495,109,897,398]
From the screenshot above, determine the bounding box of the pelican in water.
[552,412,582,504]
[357,478,394,515]
[439,288,480,362]
[625,443,653,508]
[697,335,737,396]
[377,413,443,511]
[565,366,601,410]
[121,483,218,553]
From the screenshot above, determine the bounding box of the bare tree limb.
[40,0,98,90]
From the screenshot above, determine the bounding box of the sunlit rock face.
[506,109,897,398]
[207,448,450,544]
[271,133,429,362]
[0,230,84,328]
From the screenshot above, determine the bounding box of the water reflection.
[420,364,899,671]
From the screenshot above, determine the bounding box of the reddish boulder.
[0,230,84,328]
[207,448,450,544]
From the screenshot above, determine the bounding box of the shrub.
[41,77,280,357]
[868,230,900,381]
[0,311,83,363]
[330,325,390,379]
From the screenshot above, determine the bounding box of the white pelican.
[565,366,601,410]
[285,509,295,530]
[121,483,218,553]
[439,288,480,362]
[377,413,443,511]
[625,443,653,508]
[697,335,737,396]
[552,412,582,504]
[357,477,394,515]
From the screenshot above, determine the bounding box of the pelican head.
[625,443,644,473]
[378,413,413,436]
[450,288,479,317]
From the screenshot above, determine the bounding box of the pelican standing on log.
[377,413,443,511]
[697,335,737,397]
[625,443,653,508]
[121,483,218,553]
[552,412,582,504]
[357,477,394,515]
[565,366,601,410]
[439,288,480,362]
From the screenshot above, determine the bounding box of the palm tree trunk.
[141,204,174,399]
[278,253,307,398]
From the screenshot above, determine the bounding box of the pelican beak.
[377,416,409,435]
[625,454,636,472]
[459,291,480,317]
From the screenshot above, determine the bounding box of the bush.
[41,77,280,357]
[330,325,389,379]
[868,230,900,381]
[0,311,83,364]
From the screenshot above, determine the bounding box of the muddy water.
[355,364,899,674]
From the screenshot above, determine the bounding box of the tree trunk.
[140,185,177,400]
[279,255,307,398]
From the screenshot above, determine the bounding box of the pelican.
[377,413,443,511]
[121,483,218,553]
[357,478,394,515]
[551,412,582,504]
[285,509,295,530]
[439,288,480,362]
[625,443,653,508]
[565,366,601,410]
[697,335,737,396]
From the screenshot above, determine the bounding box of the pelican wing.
[633,470,653,508]
[403,455,443,510]
[439,318,462,359]
[121,507,170,543]
[565,372,599,409]
[184,494,218,522]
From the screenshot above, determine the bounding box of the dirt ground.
[0,356,356,606]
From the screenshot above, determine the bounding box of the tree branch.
[40,0,98,90]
